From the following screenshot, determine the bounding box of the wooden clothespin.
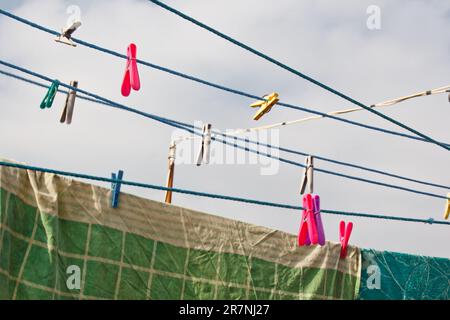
[164,143,176,204]
[196,124,212,166]
[339,221,353,259]
[111,170,124,208]
[444,193,450,220]
[121,43,141,97]
[60,80,78,124]
[55,21,81,47]
[249,92,279,120]
[299,156,314,194]
[40,80,60,109]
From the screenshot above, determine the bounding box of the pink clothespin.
[339,221,353,259]
[312,195,326,245]
[298,194,318,246]
[121,43,141,97]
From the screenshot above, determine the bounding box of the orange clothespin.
[249,92,279,120]
[444,193,450,220]
[164,143,176,204]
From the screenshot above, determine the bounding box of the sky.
[0,0,449,258]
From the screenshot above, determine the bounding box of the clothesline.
[0,160,448,225]
[0,63,448,201]
[1,62,448,202]
[147,0,450,152]
[1,9,449,149]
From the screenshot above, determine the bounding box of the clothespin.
[339,221,353,259]
[55,20,82,47]
[313,195,326,245]
[60,80,78,124]
[298,194,318,246]
[444,193,450,220]
[196,124,212,166]
[40,80,60,109]
[300,156,314,194]
[121,43,141,97]
[165,143,176,204]
[249,92,279,120]
[111,170,124,208]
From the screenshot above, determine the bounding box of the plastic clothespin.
[111,170,124,208]
[339,221,353,259]
[121,43,141,97]
[165,143,176,204]
[196,124,212,166]
[249,92,279,121]
[300,156,314,195]
[312,195,326,245]
[55,20,82,47]
[40,80,60,109]
[298,194,318,246]
[60,80,78,124]
[444,193,450,220]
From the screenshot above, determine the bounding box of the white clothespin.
[300,156,314,194]
[196,124,212,166]
[55,20,82,47]
[165,143,176,204]
[60,80,78,124]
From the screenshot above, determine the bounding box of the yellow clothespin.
[444,193,450,220]
[164,143,176,204]
[250,92,279,121]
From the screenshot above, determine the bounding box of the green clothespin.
[40,80,60,109]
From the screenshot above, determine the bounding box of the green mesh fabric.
[359,249,450,300]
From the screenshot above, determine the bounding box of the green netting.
[0,165,360,300]
[359,249,450,300]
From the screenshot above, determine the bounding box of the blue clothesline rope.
[2,68,448,192]
[1,9,449,149]
[0,60,448,202]
[0,160,447,225]
[147,0,450,152]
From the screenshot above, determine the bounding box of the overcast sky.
[0,0,449,258]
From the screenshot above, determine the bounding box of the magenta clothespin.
[312,195,326,245]
[121,43,141,97]
[339,221,353,259]
[298,194,318,246]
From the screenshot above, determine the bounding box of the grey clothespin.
[55,21,82,47]
[300,156,314,194]
[196,124,212,166]
[60,81,78,124]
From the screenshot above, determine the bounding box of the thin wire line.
[0,61,448,201]
[0,9,449,148]
[148,0,450,151]
[3,68,449,191]
[0,160,447,225]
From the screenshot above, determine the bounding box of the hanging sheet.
[359,248,450,300]
[0,161,360,300]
